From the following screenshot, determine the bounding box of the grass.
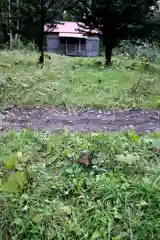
[0,50,160,109]
[0,130,160,239]
[0,49,160,239]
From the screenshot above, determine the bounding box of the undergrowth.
[0,50,160,109]
[0,130,160,239]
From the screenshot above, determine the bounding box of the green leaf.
[141,138,153,143]
[154,97,160,107]
[76,178,84,191]
[142,138,160,150]
[4,154,19,170]
[53,200,71,215]
[129,131,139,142]
[32,214,43,223]
[112,236,122,240]
[114,211,123,220]
[66,168,73,174]
[117,154,140,164]
[92,159,97,165]
[152,139,160,150]
[14,217,22,226]
[135,215,139,224]
[17,151,23,159]
[91,231,101,239]
[21,193,29,200]
[141,137,160,147]
[0,172,27,193]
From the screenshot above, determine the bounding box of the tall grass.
[0,42,160,240]
[114,40,160,63]
[0,39,38,52]
[0,50,160,109]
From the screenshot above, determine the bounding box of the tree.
[3,0,78,65]
[75,0,159,65]
[0,0,20,48]
[0,0,9,45]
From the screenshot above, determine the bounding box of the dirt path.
[0,107,160,133]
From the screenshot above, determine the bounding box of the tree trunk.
[38,0,44,68]
[102,16,115,66]
[104,43,112,66]
[38,22,44,68]
[8,0,13,50]
[15,0,20,41]
[103,35,113,66]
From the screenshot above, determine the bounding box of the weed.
[0,45,160,240]
[0,50,160,109]
[0,130,160,239]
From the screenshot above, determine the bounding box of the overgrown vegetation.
[0,48,160,109]
[114,40,160,63]
[0,129,160,239]
[0,42,160,239]
[1,1,160,239]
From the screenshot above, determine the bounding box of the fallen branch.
[130,73,144,95]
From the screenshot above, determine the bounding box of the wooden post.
[78,39,81,56]
[65,39,67,55]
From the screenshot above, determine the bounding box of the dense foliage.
[74,0,160,65]
[0,0,78,64]
[0,130,160,239]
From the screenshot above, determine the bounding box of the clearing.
[0,50,160,109]
[0,50,160,133]
[0,50,160,240]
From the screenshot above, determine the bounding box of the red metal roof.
[44,21,98,35]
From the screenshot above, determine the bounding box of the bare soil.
[0,107,160,133]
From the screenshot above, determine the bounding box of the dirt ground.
[0,107,160,134]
